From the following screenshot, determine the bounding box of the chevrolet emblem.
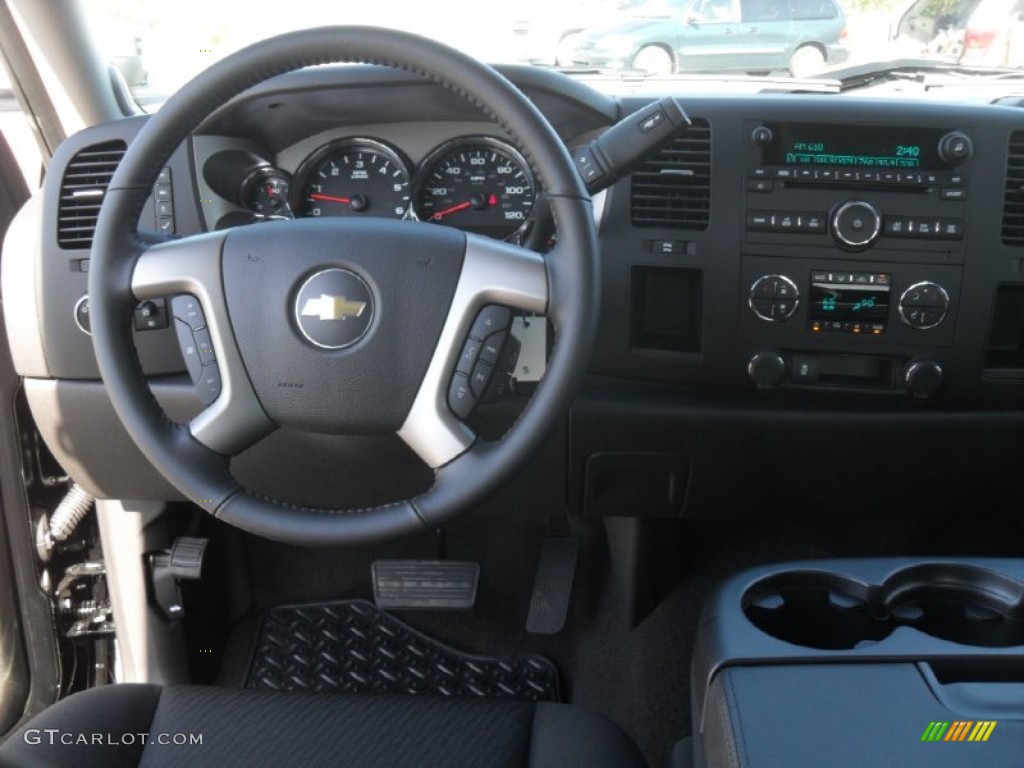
[300,294,367,321]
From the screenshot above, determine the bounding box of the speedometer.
[294,138,412,219]
[414,137,536,240]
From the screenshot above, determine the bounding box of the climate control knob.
[831,201,882,250]
[748,351,787,390]
[903,359,944,398]
[898,281,949,330]
[749,274,799,322]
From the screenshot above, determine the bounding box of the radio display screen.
[763,124,948,170]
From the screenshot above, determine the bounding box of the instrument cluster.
[226,135,537,242]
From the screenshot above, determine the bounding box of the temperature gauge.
[242,169,292,218]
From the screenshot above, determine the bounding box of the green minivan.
[571,0,849,76]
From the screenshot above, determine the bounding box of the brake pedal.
[526,537,579,635]
[372,560,479,610]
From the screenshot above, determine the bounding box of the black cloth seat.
[0,683,647,768]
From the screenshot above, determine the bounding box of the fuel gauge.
[242,169,292,218]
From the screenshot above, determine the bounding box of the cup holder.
[743,564,1024,650]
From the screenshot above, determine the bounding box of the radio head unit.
[759,123,953,171]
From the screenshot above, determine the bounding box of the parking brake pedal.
[149,536,209,619]
[526,537,579,635]
[372,560,479,610]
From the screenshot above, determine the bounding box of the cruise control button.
[173,320,203,382]
[447,374,475,419]
[469,305,512,341]
[197,364,222,405]
[172,295,206,330]
[479,330,508,365]
[469,360,494,398]
[193,327,216,364]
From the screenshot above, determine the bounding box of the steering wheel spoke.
[133,233,274,456]
[398,234,548,469]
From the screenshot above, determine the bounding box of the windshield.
[82,0,1024,99]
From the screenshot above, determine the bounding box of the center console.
[687,559,1024,767]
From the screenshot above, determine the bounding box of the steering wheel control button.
[173,320,204,382]
[469,360,495,399]
[193,327,216,365]
[898,281,950,330]
[456,339,481,375]
[831,200,882,249]
[133,298,169,331]
[294,268,373,350]
[469,305,512,341]
[447,374,476,420]
[479,330,508,365]
[74,296,91,335]
[171,294,207,330]
[749,275,799,322]
[197,364,222,405]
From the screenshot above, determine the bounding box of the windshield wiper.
[823,58,1024,93]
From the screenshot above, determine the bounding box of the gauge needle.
[432,194,499,220]
[309,193,352,204]
[431,201,472,220]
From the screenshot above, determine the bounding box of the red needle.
[309,193,351,204]
[431,201,472,220]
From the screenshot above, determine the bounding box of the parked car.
[890,0,982,59]
[959,0,1024,64]
[570,0,848,75]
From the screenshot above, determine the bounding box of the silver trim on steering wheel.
[397,233,548,469]
[132,231,274,455]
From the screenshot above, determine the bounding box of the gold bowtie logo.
[300,294,367,321]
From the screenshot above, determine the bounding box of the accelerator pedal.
[526,537,579,634]
[372,559,479,610]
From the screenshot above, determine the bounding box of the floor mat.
[246,600,560,701]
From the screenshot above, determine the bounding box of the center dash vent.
[1002,130,1024,246]
[631,118,711,230]
[57,140,126,250]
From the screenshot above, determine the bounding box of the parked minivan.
[569,0,848,76]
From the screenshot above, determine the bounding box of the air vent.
[1002,130,1024,246]
[631,118,711,230]
[57,140,126,249]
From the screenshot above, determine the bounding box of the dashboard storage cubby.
[690,559,1024,768]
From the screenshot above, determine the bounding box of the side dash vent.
[57,140,126,249]
[1002,130,1024,246]
[631,118,711,230]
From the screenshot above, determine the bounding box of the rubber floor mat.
[246,600,560,701]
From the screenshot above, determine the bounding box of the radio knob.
[748,351,787,389]
[903,359,944,398]
[938,131,973,164]
[751,125,774,145]
[830,201,882,250]
[898,281,949,330]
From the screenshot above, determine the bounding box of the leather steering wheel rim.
[89,27,598,546]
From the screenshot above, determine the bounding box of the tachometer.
[295,138,412,219]
[414,137,536,240]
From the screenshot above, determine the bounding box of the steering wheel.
[89,27,598,546]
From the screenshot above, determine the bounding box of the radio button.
[940,187,967,201]
[748,179,774,193]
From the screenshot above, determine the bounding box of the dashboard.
[6,63,1024,519]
